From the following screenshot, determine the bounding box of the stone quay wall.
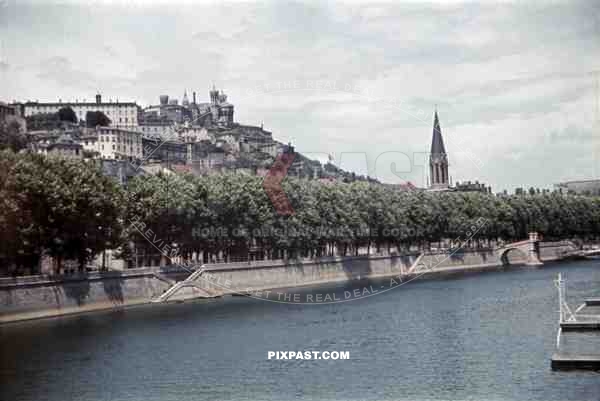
[0,269,172,323]
[0,241,577,323]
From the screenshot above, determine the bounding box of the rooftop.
[23,100,138,107]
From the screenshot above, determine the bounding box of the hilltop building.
[555,179,600,196]
[83,127,143,160]
[19,94,139,129]
[29,130,82,158]
[46,134,83,158]
[28,126,142,161]
[136,113,173,136]
[139,86,235,131]
[142,94,191,125]
[9,84,364,184]
[208,86,234,126]
[140,136,225,171]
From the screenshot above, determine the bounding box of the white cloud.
[1,0,599,191]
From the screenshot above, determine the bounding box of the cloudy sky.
[1,0,599,191]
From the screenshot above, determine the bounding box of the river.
[1,260,599,401]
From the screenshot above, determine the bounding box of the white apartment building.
[22,94,139,129]
[136,120,175,138]
[180,126,209,142]
[82,127,143,160]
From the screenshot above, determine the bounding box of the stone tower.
[209,85,219,105]
[429,109,449,190]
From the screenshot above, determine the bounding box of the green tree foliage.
[122,173,600,266]
[25,113,62,131]
[0,119,28,152]
[0,151,124,274]
[57,106,78,123]
[3,156,600,274]
[85,111,111,127]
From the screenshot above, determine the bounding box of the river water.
[2,260,600,401]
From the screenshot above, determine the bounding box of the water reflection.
[1,260,599,401]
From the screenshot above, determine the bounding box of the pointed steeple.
[428,109,449,190]
[430,109,446,156]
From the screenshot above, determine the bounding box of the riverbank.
[5,259,598,401]
[0,241,579,324]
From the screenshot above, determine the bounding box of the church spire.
[429,109,449,189]
[430,109,446,156]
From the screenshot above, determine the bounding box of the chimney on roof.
[193,91,196,104]
[96,94,101,104]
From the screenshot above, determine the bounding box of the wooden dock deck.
[551,353,600,370]
[560,321,600,331]
[585,298,600,306]
[552,274,600,371]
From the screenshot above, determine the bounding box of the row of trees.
[125,172,600,264]
[2,149,600,274]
